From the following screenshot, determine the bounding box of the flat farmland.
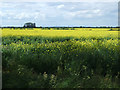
[2,28,119,38]
[2,28,120,88]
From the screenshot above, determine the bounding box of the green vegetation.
[2,28,120,88]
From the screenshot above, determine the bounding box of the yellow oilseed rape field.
[2,28,119,38]
[2,28,120,88]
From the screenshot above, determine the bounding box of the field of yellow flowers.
[2,28,120,88]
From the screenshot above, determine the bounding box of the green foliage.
[2,36,120,88]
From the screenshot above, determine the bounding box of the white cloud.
[15,13,30,19]
[1,2,117,26]
[0,11,2,16]
[57,4,64,9]
[14,12,46,20]
[93,9,100,13]
[1,0,119,2]
[63,9,103,19]
[85,14,93,18]
[34,12,46,20]
[71,6,75,10]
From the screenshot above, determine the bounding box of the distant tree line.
[0,22,119,30]
[1,26,120,28]
[0,26,119,30]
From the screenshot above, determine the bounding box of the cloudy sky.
[0,2,118,27]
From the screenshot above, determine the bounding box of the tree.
[24,22,36,28]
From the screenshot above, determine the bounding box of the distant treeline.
[0,26,119,30]
[1,26,119,28]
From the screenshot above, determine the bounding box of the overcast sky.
[0,2,118,27]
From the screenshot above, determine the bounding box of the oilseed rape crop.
[2,28,120,88]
